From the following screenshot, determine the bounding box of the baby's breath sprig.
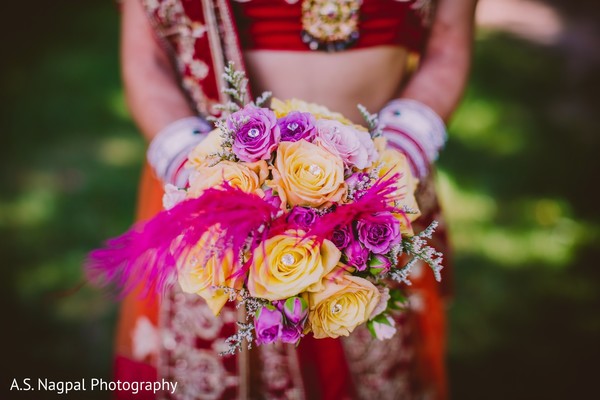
[386,221,443,285]
[215,286,269,354]
[222,61,248,107]
[209,102,253,164]
[239,288,269,317]
[211,101,240,117]
[346,173,373,201]
[368,164,382,180]
[254,91,272,108]
[220,321,255,356]
[399,205,420,216]
[403,221,443,282]
[208,62,249,119]
[388,258,418,286]
[216,287,268,317]
[417,220,438,240]
[388,243,403,264]
[358,104,383,139]
[202,119,236,163]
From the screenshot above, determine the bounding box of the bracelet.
[147,116,212,186]
[378,99,447,179]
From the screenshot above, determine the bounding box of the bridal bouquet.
[87,64,443,354]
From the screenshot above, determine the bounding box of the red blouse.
[232,0,430,52]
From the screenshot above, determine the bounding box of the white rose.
[368,315,397,340]
[162,184,187,210]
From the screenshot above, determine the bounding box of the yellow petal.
[199,287,230,316]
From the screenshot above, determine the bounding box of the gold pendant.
[301,0,362,52]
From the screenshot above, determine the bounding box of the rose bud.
[280,325,303,344]
[368,254,392,276]
[331,225,351,249]
[283,296,309,325]
[343,241,369,271]
[367,314,397,340]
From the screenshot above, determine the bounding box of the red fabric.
[113,355,157,400]
[232,0,428,52]
[297,336,356,400]
[145,0,222,110]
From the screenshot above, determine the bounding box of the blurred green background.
[1,0,599,399]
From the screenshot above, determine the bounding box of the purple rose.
[344,240,370,271]
[255,305,283,345]
[287,207,318,230]
[331,225,352,249]
[277,111,317,142]
[357,212,401,254]
[229,105,281,162]
[283,297,308,325]
[281,325,303,344]
[368,254,392,276]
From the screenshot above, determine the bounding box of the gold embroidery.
[300,0,361,51]
[342,312,416,400]
[158,290,240,400]
[256,342,305,399]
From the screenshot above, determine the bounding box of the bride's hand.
[146,116,212,187]
[377,99,447,180]
[380,0,478,179]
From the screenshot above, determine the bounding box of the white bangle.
[147,116,212,186]
[378,99,447,178]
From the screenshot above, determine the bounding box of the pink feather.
[85,185,278,296]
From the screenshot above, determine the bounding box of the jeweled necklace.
[300,0,362,52]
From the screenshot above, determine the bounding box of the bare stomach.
[243,46,410,124]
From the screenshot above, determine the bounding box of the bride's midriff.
[243,46,410,124]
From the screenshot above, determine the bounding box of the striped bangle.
[378,99,447,179]
[147,116,212,187]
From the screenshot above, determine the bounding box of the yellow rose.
[177,232,243,316]
[376,147,421,229]
[187,128,225,168]
[271,98,369,133]
[268,140,346,208]
[247,231,341,301]
[271,98,353,124]
[308,271,381,339]
[187,160,269,198]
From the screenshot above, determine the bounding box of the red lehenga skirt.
[112,163,450,400]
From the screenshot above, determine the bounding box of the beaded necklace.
[300,0,362,51]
